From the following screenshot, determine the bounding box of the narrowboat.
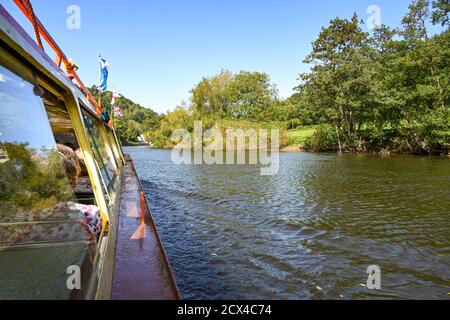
[0,0,180,300]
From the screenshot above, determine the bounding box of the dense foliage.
[297,0,450,154]
[88,87,160,145]
[144,70,295,149]
[0,144,74,217]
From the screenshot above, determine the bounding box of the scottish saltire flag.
[114,106,123,118]
[97,57,109,92]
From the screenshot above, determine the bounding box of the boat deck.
[111,161,180,300]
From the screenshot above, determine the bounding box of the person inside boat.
[57,143,81,189]
[54,135,90,187]
[75,147,89,176]
[57,143,103,239]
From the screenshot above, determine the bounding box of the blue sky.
[2,0,441,113]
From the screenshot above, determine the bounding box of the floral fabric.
[0,202,102,246]
[69,203,103,239]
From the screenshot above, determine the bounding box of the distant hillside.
[88,87,161,145]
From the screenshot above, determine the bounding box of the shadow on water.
[128,147,450,300]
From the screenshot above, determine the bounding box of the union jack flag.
[114,106,123,118]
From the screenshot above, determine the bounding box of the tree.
[401,0,430,48]
[190,70,233,117]
[283,93,324,126]
[227,71,278,120]
[432,0,450,26]
[295,2,449,154]
[296,14,376,147]
[190,70,278,121]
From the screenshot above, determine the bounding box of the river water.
[125,147,450,300]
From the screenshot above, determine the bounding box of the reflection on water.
[126,147,450,300]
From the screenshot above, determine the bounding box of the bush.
[146,131,172,149]
[287,118,302,130]
[303,125,340,152]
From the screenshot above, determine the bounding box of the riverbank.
[131,126,450,156]
[281,128,315,152]
[138,143,450,156]
[283,127,450,156]
[121,141,148,147]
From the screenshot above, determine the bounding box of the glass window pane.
[0,65,97,299]
[107,130,122,165]
[0,65,75,220]
[81,110,117,193]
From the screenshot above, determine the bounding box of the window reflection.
[107,129,122,165]
[81,110,117,194]
[0,65,75,219]
[0,65,98,300]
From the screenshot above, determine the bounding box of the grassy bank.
[145,122,317,152]
[283,128,316,151]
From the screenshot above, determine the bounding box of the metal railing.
[13,0,101,114]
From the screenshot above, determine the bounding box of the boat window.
[0,64,98,299]
[0,65,76,220]
[105,128,120,175]
[81,109,118,195]
[42,91,102,206]
[107,128,123,165]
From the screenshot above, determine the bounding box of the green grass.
[285,127,316,145]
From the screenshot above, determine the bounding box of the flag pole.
[110,100,115,128]
[97,90,102,115]
[110,87,115,128]
[97,54,102,115]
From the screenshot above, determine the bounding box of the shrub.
[303,125,340,152]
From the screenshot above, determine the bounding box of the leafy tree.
[285,93,326,126]
[401,0,430,47]
[227,71,278,120]
[432,0,450,26]
[190,70,278,121]
[296,2,449,154]
[296,14,376,148]
[190,70,233,117]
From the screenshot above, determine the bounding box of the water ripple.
[127,147,450,300]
